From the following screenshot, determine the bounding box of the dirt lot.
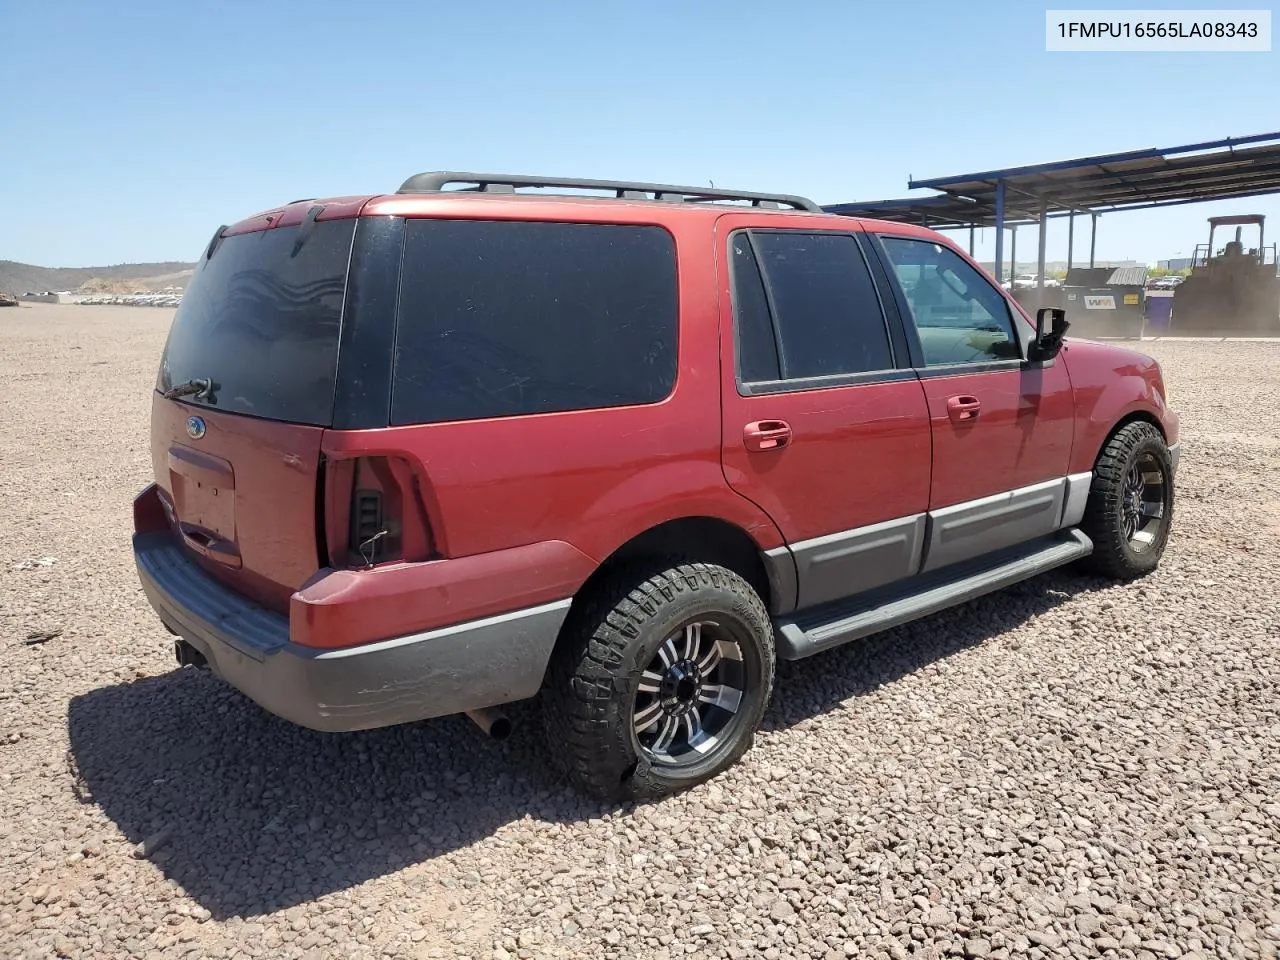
[2,303,1278,960]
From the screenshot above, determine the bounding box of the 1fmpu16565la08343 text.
[1055,19,1261,39]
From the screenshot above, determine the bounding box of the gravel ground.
[2,303,1278,960]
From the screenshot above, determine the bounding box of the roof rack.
[395,171,822,213]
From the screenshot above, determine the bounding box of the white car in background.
[1007,274,1061,290]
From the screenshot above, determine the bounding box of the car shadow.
[67,569,1096,919]
[66,675,605,920]
[762,568,1098,732]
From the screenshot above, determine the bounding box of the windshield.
[156,218,356,426]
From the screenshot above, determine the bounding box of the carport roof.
[824,131,1280,228]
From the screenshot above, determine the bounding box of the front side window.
[732,231,894,383]
[879,237,1020,366]
[391,219,678,424]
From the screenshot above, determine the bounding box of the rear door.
[151,214,357,609]
[871,233,1076,572]
[717,217,932,611]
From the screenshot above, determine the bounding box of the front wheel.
[1079,421,1175,580]
[542,562,775,801]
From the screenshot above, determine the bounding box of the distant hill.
[0,260,195,296]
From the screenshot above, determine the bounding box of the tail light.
[350,489,386,563]
[321,455,435,569]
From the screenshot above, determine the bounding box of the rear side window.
[733,231,893,383]
[729,233,781,382]
[157,219,355,426]
[392,220,678,424]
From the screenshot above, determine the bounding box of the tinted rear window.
[749,232,893,379]
[729,232,781,383]
[157,219,355,426]
[391,219,678,425]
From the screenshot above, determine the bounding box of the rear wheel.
[1079,421,1174,580]
[543,562,775,801]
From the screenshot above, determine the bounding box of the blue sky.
[1,0,1276,267]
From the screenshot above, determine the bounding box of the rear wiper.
[162,378,211,400]
[291,204,325,258]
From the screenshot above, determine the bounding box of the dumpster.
[1144,288,1175,334]
[1060,266,1147,338]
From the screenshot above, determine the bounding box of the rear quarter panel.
[325,208,785,572]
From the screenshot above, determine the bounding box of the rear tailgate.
[151,396,326,610]
[150,212,358,610]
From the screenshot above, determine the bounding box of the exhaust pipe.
[174,638,208,670]
[465,706,512,741]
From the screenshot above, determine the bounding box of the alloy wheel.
[631,620,747,766]
[1121,451,1168,551]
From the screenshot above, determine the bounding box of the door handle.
[946,395,982,422]
[178,523,242,568]
[744,420,793,451]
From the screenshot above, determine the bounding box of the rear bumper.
[133,531,571,732]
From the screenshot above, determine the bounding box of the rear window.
[157,218,356,426]
[391,219,678,425]
[747,231,894,380]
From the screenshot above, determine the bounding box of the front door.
[716,217,932,611]
[872,233,1076,572]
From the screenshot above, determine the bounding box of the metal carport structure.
[824,131,1280,288]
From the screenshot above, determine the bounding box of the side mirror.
[1028,307,1069,362]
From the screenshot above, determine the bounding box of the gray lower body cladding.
[764,474,1093,616]
[776,528,1094,659]
[133,532,570,732]
[766,474,1102,658]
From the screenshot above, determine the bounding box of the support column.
[993,180,1006,282]
[969,224,975,256]
[1089,213,1098,268]
[1036,202,1048,300]
[1010,226,1018,287]
[1034,204,1044,313]
[1067,211,1075,275]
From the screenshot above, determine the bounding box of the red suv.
[133,173,1179,800]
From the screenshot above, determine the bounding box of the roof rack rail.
[395,171,822,213]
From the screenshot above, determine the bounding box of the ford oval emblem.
[186,416,207,440]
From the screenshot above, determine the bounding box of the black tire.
[542,562,775,801]
[1079,421,1174,580]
